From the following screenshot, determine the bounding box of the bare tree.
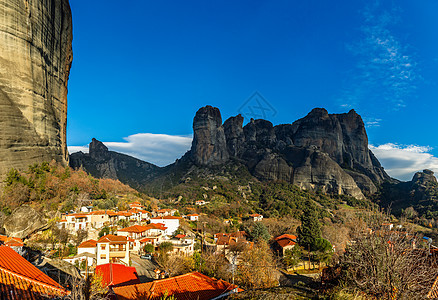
[341,224,438,299]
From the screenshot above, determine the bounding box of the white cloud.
[370,143,438,181]
[68,146,89,154]
[338,2,420,113]
[68,133,193,167]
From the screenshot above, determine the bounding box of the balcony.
[109,251,126,258]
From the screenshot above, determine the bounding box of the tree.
[297,200,321,251]
[98,226,110,238]
[236,241,279,289]
[158,242,174,254]
[283,246,302,270]
[341,225,438,299]
[314,238,333,268]
[143,244,154,254]
[75,229,88,247]
[249,222,270,242]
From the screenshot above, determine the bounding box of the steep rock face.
[69,139,161,188]
[291,108,388,183]
[189,106,389,199]
[0,0,72,177]
[191,106,229,166]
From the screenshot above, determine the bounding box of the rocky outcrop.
[379,169,438,217]
[3,205,47,239]
[69,139,161,188]
[0,0,73,178]
[189,106,390,199]
[191,106,229,166]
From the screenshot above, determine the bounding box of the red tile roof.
[0,246,69,298]
[78,239,98,248]
[186,214,199,217]
[112,271,242,300]
[174,234,186,239]
[0,235,24,247]
[277,239,296,248]
[150,216,181,220]
[118,225,149,233]
[249,213,263,217]
[95,263,140,288]
[97,234,128,244]
[5,237,24,247]
[275,234,297,241]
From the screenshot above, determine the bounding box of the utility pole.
[231,255,236,293]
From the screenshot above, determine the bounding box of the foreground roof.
[96,263,140,288]
[112,271,242,300]
[0,246,69,299]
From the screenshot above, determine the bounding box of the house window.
[101,255,106,259]
[101,245,106,250]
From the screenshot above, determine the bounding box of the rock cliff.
[70,138,161,189]
[0,0,72,177]
[190,106,390,199]
[71,106,390,200]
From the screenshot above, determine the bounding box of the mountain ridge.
[70,106,392,200]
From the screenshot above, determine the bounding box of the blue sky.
[67,1,438,181]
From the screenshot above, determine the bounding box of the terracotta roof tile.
[112,271,242,300]
[277,239,296,248]
[0,246,69,298]
[118,225,149,233]
[96,263,140,288]
[150,216,181,220]
[97,234,128,244]
[275,234,297,241]
[78,239,97,248]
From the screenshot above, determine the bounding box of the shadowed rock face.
[0,0,73,177]
[70,139,161,189]
[190,106,390,199]
[191,106,229,166]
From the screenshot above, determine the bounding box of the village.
[0,198,306,299]
[3,194,436,299]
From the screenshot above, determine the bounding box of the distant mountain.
[70,106,393,200]
[69,138,161,189]
[378,169,438,218]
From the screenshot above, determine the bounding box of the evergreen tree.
[297,200,321,251]
[250,222,270,242]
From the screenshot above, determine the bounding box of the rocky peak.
[89,138,109,160]
[189,106,389,199]
[223,114,244,157]
[412,169,437,186]
[191,106,229,166]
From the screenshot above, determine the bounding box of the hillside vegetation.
[0,161,145,215]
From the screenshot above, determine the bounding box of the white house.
[167,235,195,256]
[186,214,199,222]
[150,216,181,236]
[249,214,263,222]
[96,234,132,266]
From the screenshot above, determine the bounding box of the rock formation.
[71,106,391,200]
[189,106,390,199]
[0,0,73,177]
[3,205,47,239]
[70,138,161,188]
[192,106,229,166]
[379,169,438,217]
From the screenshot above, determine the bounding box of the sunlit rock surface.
[0,0,73,177]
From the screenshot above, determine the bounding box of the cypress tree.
[297,200,322,251]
